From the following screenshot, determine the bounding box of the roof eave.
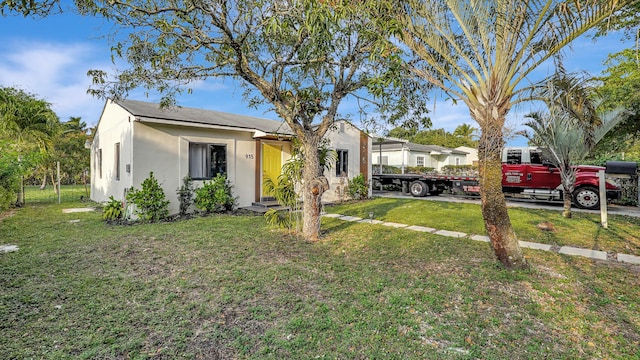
[135,116,293,138]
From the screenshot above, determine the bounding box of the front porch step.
[238,199,290,213]
[241,202,289,214]
[251,200,281,208]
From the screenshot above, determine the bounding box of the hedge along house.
[90,99,371,214]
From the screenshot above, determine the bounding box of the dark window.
[98,149,102,179]
[506,149,522,164]
[530,149,542,164]
[336,149,348,176]
[189,143,227,179]
[114,143,120,181]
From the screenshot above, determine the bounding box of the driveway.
[373,190,640,218]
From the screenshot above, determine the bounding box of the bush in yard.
[263,171,301,231]
[102,195,124,222]
[194,174,237,213]
[126,172,170,222]
[347,174,370,200]
[405,166,435,174]
[176,175,195,217]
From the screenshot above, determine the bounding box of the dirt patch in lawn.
[0,208,17,223]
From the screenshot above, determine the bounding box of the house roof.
[376,142,468,155]
[115,99,294,136]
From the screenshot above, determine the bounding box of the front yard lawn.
[327,197,640,256]
[1,200,638,359]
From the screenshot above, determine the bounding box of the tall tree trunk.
[478,121,528,269]
[562,184,572,218]
[40,172,47,190]
[50,171,57,194]
[301,133,328,241]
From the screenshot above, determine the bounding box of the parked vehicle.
[372,147,620,210]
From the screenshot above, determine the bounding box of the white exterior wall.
[372,149,470,172]
[322,121,371,202]
[130,123,292,214]
[373,149,407,167]
[375,150,439,169]
[91,100,293,215]
[455,146,478,165]
[90,100,135,204]
[449,154,467,167]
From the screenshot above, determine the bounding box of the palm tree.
[395,0,631,268]
[453,123,478,146]
[521,76,627,218]
[0,87,59,151]
[0,87,60,204]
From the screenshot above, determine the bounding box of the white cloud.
[0,40,110,126]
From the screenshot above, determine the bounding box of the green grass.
[23,184,90,204]
[327,197,640,256]
[1,200,639,359]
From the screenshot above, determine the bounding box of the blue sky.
[0,9,633,146]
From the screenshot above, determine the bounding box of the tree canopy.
[78,0,429,240]
[0,86,59,207]
[387,123,478,148]
[394,0,634,269]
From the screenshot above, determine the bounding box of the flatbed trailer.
[372,171,622,209]
[372,173,479,197]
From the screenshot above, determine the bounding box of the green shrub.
[0,143,41,210]
[373,164,402,174]
[102,196,124,222]
[347,174,369,200]
[405,166,435,174]
[194,174,237,213]
[126,172,170,222]
[263,171,301,230]
[176,175,195,216]
[441,164,477,175]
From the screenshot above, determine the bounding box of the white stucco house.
[455,146,479,166]
[90,99,372,214]
[372,141,468,172]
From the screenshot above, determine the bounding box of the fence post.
[599,170,607,229]
[57,161,61,204]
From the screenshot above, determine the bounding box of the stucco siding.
[132,122,286,214]
[322,121,371,203]
[92,100,369,212]
[90,100,134,204]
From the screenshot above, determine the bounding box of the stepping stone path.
[323,213,640,265]
[0,245,19,253]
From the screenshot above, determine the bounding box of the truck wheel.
[573,186,600,210]
[410,181,429,197]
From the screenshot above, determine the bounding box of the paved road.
[373,191,640,218]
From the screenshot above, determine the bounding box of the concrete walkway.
[322,213,640,265]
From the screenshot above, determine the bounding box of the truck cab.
[501,147,620,209]
[502,147,558,189]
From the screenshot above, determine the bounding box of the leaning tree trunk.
[301,133,329,241]
[40,171,47,190]
[477,119,528,269]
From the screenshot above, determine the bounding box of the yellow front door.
[262,143,282,197]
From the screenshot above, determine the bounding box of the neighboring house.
[372,141,468,172]
[90,99,370,214]
[455,146,479,166]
